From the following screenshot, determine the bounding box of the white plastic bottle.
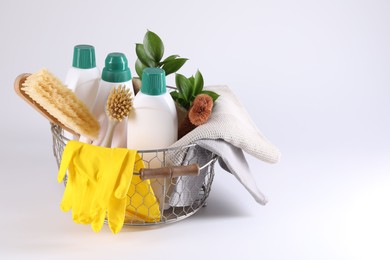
[128,68,178,209]
[65,44,100,109]
[64,44,100,140]
[90,52,134,147]
[127,67,178,152]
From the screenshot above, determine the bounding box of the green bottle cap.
[101,52,132,83]
[141,68,166,96]
[72,44,96,69]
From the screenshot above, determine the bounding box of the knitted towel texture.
[169,85,280,205]
[171,85,281,164]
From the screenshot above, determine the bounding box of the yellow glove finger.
[107,195,127,234]
[106,150,140,233]
[59,140,92,216]
[114,149,137,199]
[90,147,130,216]
[91,208,106,233]
[73,145,100,224]
[66,143,103,223]
[71,169,90,224]
[60,159,95,224]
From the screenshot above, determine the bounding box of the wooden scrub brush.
[14,69,100,140]
[101,85,133,148]
[178,94,214,139]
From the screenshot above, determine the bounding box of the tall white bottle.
[65,44,100,109]
[127,68,178,152]
[90,52,134,147]
[128,68,178,209]
[64,44,100,140]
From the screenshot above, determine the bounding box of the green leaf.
[175,73,192,102]
[188,76,195,86]
[136,44,156,67]
[135,59,147,79]
[143,30,164,62]
[170,91,180,101]
[201,90,220,102]
[178,98,190,110]
[194,70,204,95]
[162,58,188,75]
[160,55,180,65]
[188,76,196,100]
[171,90,189,109]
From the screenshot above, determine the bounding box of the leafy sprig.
[171,70,219,110]
[135,30,188,79]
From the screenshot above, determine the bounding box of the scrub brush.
[101,85,133,148]
[178,94,214,139]
[14,69,100,140]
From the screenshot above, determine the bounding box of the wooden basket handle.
[139,164,200,180]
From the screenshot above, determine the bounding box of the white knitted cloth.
[195,139,269,205]
[170,85,281,163]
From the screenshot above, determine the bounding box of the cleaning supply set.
[15,30,280,234]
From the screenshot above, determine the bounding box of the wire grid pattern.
[51,124,217,225]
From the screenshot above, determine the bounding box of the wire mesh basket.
[51,124,218,225]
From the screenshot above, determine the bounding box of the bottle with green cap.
[90,52,134,148]
[65,44,100,110]
[128,68,178,210]
[64,44,100,141]
[127,67,178,151]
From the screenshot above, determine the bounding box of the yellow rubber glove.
[125,155,161,223]
[58,141,97,224]
[58,141,140,233]
[90,148,136,234]
[107,153,143,233]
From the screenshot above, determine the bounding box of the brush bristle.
[22,68,100,140]
[106,85,133,122]
[188,94,213,126]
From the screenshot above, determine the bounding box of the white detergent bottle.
[127,68,178,209]
[90,52,134,147]
[127,67,178,152]
[64,44,100,140]
[65,44,100,109]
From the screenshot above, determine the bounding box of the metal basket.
[51,124,218,225]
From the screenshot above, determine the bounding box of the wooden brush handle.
[14,73,80,137]
[139,164,200,180]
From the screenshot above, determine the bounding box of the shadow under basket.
[51,124,218,226]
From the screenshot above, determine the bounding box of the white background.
[1,0,390,259]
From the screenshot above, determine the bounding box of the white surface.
[1,0,390,259]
